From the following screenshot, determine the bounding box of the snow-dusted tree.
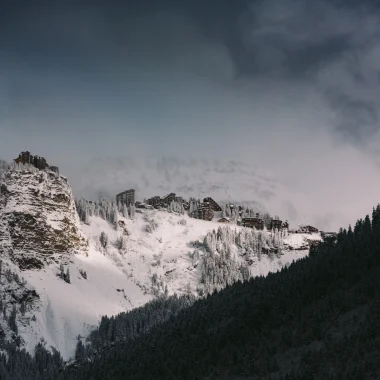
[79,269,87,279]
[8,305,18,334]
[262,213,272,230]
[198,225,284,294]
[20,301,26,316]
[59,264,64,280]
[75,339,86,361]
[188,198,199,218]
[129,204,135,219]
[100,231,108,249]
[110,203,119,227]
[122,204,128,218]
[185,282,192,295]
[115,236,127,251]
[151,273,166,297]
[65,268,71,284]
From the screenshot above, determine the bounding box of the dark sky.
[2,0,380,228]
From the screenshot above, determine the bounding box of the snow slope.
[81,210,321,297]
[19,248,150,359]
[0,159,322,361]
[3,209,321,360]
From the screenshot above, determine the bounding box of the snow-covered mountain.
[0,154,321,361]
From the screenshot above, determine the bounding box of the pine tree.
[65,268,71,284]
[59,263,64,280]
[123,204,128,218]
[20,301,26,316]
[100,231,108,249]
[8,304,18,334]
[129,204,135,219]
[75,339,86,361]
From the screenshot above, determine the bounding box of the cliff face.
[0,160,88,269]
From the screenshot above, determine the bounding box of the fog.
[1,0,380,230]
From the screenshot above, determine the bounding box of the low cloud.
[240,0,380,145]
[2,0,380,230]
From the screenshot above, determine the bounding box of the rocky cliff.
[0,154,88,269]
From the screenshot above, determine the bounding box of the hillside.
[18,210,316,360]
[0,156,320,361]
[65,208,380,380]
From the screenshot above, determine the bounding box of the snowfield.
[6,209,320,360]
[0,191,320,360]
[0,159,322,361]
[20,248,150,360]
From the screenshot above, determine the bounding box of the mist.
[1,0,380,231]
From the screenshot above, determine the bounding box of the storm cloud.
[1,0,380,230]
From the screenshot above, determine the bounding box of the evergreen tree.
[100,231,108,249]
[65,268,71,284]
[8,304,18,335]
[59,263,64,279]
[20,301,26,316]
[75,339,86,361]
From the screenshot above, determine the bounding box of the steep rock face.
[0,164,88,269]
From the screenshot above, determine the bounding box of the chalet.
[218,217,231,223]
[174,195,185,204]
[203,197,222,212]
[198,202,214,221]
[299,225,319,234]
[116,189,135,207]
[146,196,161,208]
[162,193,176,205]
[271,219,283,230]
[135,201,147,209]
[241,217,264,230]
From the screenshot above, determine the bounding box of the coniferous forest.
[2,205,380,379]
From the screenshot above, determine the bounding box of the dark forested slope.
[66,207,380,380]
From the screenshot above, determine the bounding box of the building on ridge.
[198,202,214,221]
[241,216,265,230]
[271,219,283,231]
[116,189,135,207]
[162,193,176,205]
[298,225,319,234]
[146,196,162,208]
[203,197,222,212]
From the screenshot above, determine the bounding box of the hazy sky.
[2,0,380,230]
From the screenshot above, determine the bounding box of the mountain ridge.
[0,153,321,360]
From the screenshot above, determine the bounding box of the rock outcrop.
[0,153,87,269]
[14,151,59,174]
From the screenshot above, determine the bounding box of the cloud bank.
[1,0,380,230]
